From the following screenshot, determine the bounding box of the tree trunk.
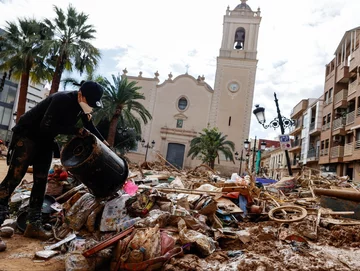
[16,71,30,122]
[209,159,215,170]
[50,55,64,95]
[107,114,120,147]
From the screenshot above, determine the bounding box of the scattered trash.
[35,250,60,259]
[0,226,14,238]
[5,156,360,270]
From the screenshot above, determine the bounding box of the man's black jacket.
[12,91,105,142]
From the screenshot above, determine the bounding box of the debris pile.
[1,158,360,270]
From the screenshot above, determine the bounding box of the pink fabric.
[123,181,138,196]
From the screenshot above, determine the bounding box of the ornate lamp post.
[243,137,266,174]
[235,150,248,176]
[253,92,296,176]
[141,139,155,162]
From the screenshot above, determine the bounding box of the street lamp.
[244,137,267,174]
[253,92,296,176]
[235,150,247,176]
[141,139,155,162]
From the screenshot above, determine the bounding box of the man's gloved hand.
[78,128,90,137]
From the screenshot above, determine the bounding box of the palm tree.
[61,70,103,90]
[188,127,235,169]
[96,74,152,147]
[0,19,53,120]
[43,4,100,94]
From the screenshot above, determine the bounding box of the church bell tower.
[209,0,261,159]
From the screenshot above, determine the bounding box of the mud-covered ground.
[164,220,360,271]
[1,220,359,271]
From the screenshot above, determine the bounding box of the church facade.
[126,1,261,174]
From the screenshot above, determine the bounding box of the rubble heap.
[1,159,360,271]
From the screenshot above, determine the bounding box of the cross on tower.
[185,64,190,74]
[241,0,248,3]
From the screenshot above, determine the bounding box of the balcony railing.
[307,149,319,159]
[309,122,315,131]
[321,122,331,131]
[292,139,301,147]
[356,140,360,149]
[330,146,344,158]
[346,111,355,125]
[348,79,358,96]
[344,142,353,156]
[334,89,348,104]
[357,107,360,116]
[320,148,329,156]
[332,117,346,130]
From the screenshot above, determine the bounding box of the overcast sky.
[1,0,360,141]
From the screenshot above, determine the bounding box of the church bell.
[235,42,243,50]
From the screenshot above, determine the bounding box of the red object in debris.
[83,226,134,257]
[284,234,308,243]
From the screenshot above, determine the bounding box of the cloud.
[1,0,360,140]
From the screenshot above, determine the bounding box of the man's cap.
[80,81,104,108]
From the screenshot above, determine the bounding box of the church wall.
[149,76,213,168]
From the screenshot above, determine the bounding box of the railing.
[321,122,331,131]
[309,122,315,131]
[291,100,307,117]
[330,146,344,158]
[320,148,329,156]
[292,139,301,147]
[357,107,360,116]
[356,140,360,149]
[334,89,348,104]
[332,118,346,130]
[344,142,353,156]
[348,79,358,96]
[307,149,319,159]
[346,111,355,125]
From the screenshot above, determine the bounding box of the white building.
[9,82,49,129]
[299,98,323,169]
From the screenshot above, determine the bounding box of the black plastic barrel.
[61,134,129,198]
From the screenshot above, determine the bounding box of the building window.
[328,88,333,100]
[356,129,360,148]
[1,108,11,126]
[176,119,183,128]
[177,97,188,111]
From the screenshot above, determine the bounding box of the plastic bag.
[100,194,131,232]
[65,251,92,271]
[135,209,171,228]
[178,218,216,256]
[65,193,99,231]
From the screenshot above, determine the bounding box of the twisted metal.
[261,116,296,130]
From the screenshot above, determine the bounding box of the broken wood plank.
[216,197,243,214]
[156,153,186,175]
[83,227,134,257]
[314,188,360,202]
